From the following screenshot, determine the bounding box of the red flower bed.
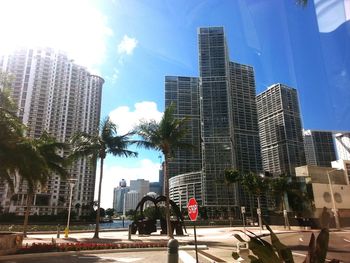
[18,241,168,254]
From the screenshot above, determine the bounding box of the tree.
[135,104,191,238]
[224,169,269,229]
[70,117,137,238]
[0,75,25,188]
[270,175,291,229]
[18,132,68,236]
[224,169,242,225]
[105,208,115,220]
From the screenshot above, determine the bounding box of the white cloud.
[95,159,161,208]
[117,35,138,55]
[109,101,163,134]
[0,0,112,70]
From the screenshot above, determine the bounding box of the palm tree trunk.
[23,193,32,237]
[282,195,291,230]
[93,158,104,239]
[164,157,173,239]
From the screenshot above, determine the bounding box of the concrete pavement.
[2,226,350,262]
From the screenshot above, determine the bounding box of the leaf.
[266,224,294,263]
[303,233,315,263]
[232,251,240,260]
[248,236,281,263]
[234,233,246,243]
[315,228,329,263]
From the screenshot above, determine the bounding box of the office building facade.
[303,129,337,167]
[0,47,103,215]
[257,83,306,176]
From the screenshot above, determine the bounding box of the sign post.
[187,198,199,263]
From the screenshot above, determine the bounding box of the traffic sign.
[187,198,198,221]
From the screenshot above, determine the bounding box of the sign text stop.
[187,197,198,221]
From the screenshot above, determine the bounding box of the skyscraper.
[303,129,337,167]
[257,83,306,176]
[168,27,262,212]
[229,62,262,173]
[198,27,236,207]
[0,47,103,215]
[165,76,201,178]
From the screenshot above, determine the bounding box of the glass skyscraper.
[168,27,263,212]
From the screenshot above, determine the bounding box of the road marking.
[299,238,304,242]
[344,238,350,243]
[179,250,197,263]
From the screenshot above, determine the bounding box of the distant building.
[130,179,150,199]
[112,179,129,214]
[257,83,306,176]
[149,182,162,196]
[303,130,337,167]
[124,191,140,212]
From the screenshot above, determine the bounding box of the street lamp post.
[257,196,262,233]
[179,190,182,213]
[65,178,77,238]
[327,169,341,230]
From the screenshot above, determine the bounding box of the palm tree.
[135,104,190,239]
[0,77,25,188]
[241,172,269,230]
[270,175,291,229]
[70,117,137,238]
[224,169,243,224]
[18,132,68,236]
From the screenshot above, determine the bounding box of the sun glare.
[0,0,113,71]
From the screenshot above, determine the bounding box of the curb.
[0,245,208,260]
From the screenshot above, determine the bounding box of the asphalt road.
[271,231,350,263]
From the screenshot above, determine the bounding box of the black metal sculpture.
[130,195,186,235]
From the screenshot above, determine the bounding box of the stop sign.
[187,198,198,221]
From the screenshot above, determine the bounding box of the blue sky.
[0,0,349,208]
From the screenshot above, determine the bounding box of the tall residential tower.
[257,83,306,176]
[168,27,262,213]
[0,47,103,215]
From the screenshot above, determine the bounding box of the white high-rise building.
[0,47,104,216]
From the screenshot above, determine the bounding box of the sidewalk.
[23,225,300,246]
[6,226,348,262]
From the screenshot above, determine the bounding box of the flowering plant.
[18,241,168,254]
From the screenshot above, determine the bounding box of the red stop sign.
[187,198,198,221]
